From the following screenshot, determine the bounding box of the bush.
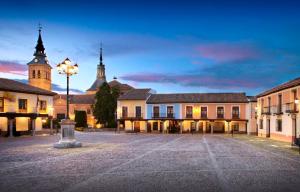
[75,110,87,128]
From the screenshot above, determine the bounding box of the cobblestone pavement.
[1,132,300,192]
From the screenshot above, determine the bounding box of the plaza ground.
[1,133,300,192]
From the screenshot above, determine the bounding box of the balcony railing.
[271,105,283,115]
[262,107,271,115]
[232,114,240,119]
[201,112,207,119]
[185,114,193,118]
[285,103,298,113]
[152,113,175,119]
[120,113,144,119]
[217,114,224,119]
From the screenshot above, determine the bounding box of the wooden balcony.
[262,107,271,115]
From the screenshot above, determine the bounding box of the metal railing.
[271,105,283,115]
[217,114,224,119]
[285,103,298,113]
[152,113,175,118]
[262,106,271,115]
[232,114,240,119]
[185,114,193,118]
[120,113,144,119]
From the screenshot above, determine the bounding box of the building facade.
[118,91,257,134]
[256,77,300,143]
[0,78,56,136]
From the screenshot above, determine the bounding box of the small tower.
[27,25,52,91]
[86,44,107,94]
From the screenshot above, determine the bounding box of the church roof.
[86,79,133,93]
[0,78,56,96]
[86,79,106,91]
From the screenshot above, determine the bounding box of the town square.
[1,0,300,191]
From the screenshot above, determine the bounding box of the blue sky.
[0,0,300,95]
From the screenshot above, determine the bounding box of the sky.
[0,0,300,95]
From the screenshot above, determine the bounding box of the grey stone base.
[53,141,82,149]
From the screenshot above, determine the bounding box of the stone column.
[50,118,53,135]
[117,121,120,133]
[211,122,214,134]
[9,118,14,137]
[196,121,199,132]
[180,121,183,134]
[53,119,82,148]
[31,118,36,136]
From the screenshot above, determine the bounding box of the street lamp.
[54,58,81,149]
[56,58,78,119]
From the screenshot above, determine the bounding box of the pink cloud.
[195,43,259,62]
[121,73,263,89]
[0,60,27,76]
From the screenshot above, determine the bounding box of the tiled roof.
[247,96,257,102]
[0,78,56,96]
[257,77,300,98]
[147,93,248,104]
[118,89,152,100]
[54,94,95,104]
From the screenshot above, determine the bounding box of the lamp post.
[54,58,81,148]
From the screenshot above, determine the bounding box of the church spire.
[100,43,103,65]
[96,43,106,81]
[34,24,46,57]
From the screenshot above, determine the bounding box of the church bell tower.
[27,25,52,91]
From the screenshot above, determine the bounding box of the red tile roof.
[257,77,300,98]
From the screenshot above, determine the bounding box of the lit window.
[0,97,4,112]
[39,100,47,111]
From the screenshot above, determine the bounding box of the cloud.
[15,79,84,94]
[195,42,260,63]
[121,73,263,90]
[121,50,300,92]
[0,60,27,75]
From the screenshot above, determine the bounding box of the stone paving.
[1,132,300,192]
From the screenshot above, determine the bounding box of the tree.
[93,82,120,128]
[75,110,87,128]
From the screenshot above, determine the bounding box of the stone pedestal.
[53,119,82,149]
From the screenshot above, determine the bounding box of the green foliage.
[75,110,87,128]
[93,82,120,128]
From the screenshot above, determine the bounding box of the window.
[135,106,141,118]
[32,70,36,78]
[167,106,174,118]
[0,97,3,112]
[217,106,224,118]
[276,119,282,132]
[18,99,27,112]
[260,119,263,129]
[232,106,239,118]
[38,70,41,78]
[153,106,160,118]
[122,106,128,118]
[278,94,282,113]
[186,106,193,118]
[39,100,47,111]
[201,107,207,118]
[87,108,91,114]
